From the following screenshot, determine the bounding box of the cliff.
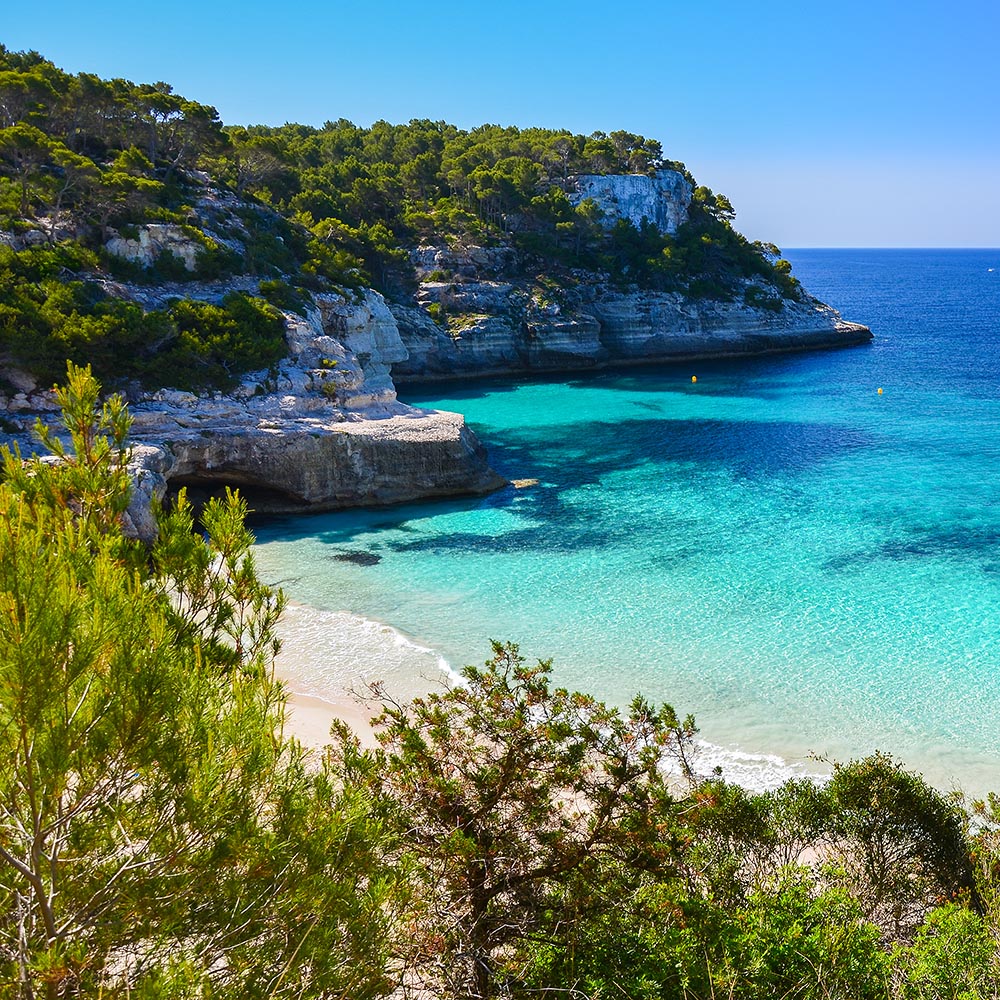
[569,169,693,234]
[389,243,871,381]
[1,275,506,539]
[1,169,869,531]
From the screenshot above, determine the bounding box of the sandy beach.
[281,686,381,750]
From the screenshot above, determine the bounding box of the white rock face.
[391,269,872,381]
[1,284,506,540]
[588,292,871,359]
[119,286,504,528]
[411,243,514,279]
[105,224,202,271]
[316,289,409,410]
[569,170,692,234]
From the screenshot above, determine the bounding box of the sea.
[253,249,1000,795]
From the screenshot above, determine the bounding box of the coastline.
[392,322,873,386]
[274,630,996,797]
[268,599,457,753]
[260,571,1000,799]
[266,598,833,792]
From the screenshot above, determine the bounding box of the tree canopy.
[0,364,403,998]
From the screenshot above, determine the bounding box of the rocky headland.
[1,171,870,535]
[1,275,505,540]
[393,254,870,381]
[392,171,870,380]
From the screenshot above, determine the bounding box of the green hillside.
[0,45,799,391]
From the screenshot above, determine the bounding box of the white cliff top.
[568,169,693,235]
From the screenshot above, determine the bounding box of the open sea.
[254,249,1000,794]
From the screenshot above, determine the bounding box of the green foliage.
[0,363,403,998]
[823,752,979,938]
[0,48,224,229]
[330,640,696,999]
[218,116,797,298]
[896,904,998,999]
[525,872,890,1000]
[258,276,310,314]
[162,291,286,390]
[0,244,288,390]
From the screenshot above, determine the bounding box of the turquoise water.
[254,250,1000,793]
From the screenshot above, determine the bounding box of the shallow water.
[254,249,1000,794]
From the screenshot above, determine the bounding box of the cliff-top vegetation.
[0,45,799,393]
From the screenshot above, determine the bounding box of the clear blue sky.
[5,0,998,247]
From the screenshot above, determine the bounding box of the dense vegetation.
[0,45,800,392]
[0,242,287,389]
[2,367,999,999]
[223,117,799,300]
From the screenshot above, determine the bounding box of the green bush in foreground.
[0,365,400,999]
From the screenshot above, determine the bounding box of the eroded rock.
[569,169,692,234]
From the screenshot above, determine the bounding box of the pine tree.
[0,364,400,999]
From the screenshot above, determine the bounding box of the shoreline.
[265,599,998,797]
[266,601,831,792]
[392,324,873,386]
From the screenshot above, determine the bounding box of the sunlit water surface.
[254,249,1000,793]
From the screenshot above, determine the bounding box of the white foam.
[687,739,827,792]
[274,601,827,794]
[274,602,458,703]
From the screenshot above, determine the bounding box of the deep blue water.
[255,249,1000,792]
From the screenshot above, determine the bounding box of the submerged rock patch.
[331,550,382,566]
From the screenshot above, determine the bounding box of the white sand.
[281,685,381,750]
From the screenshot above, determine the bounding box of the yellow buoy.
[691,375,697,383]
[877,387,883,395]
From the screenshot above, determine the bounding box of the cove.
[253,249,1000,794]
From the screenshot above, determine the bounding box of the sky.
[4,0,999,247]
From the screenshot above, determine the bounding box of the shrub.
[259,277,310,314]
[156,292,287,390]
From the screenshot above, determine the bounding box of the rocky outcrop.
[390,251,872,381]
[392,299,606,378]
[105,224,204,271]
[569,170,692,234]
[588,292,872,361]
[119,289,505,527]
[1,285,506,540]
[135,408,499,514]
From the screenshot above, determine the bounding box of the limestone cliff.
[389,244,871,381]
[105,223,203,271]
[569,169,692,234]
[1,283,506,538]
[126,287,504,523]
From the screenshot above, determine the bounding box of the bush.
[896,904,997,999]
[259,277,310,314]
[824,753,979,938]
[156,292,287,390]
[0,243,289,391]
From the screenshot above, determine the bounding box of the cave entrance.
[166,474,307,520]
